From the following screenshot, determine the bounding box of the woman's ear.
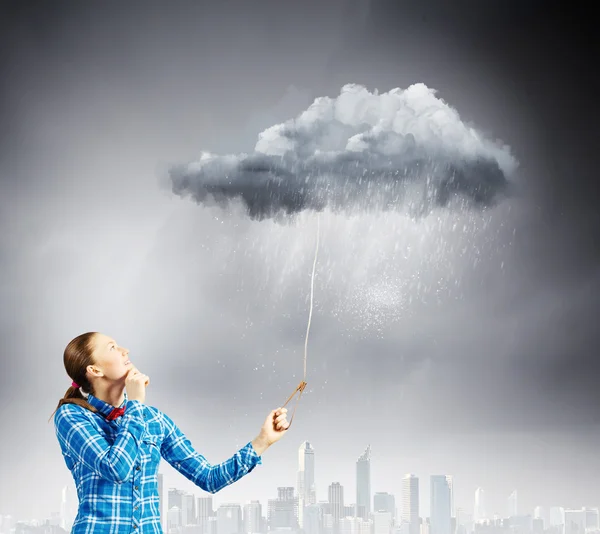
[86,364,103,378]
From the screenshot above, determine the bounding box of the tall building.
[445,477,454,519]
[329,482,345,533]
[243,501,262,534]
[561,508,600,534]
[356,445,371,520]
[217,504,242,534]
[268,487,298,530]
[168,506,182,533]
[534,506,548,530]
[198,497,214,534]
[169,488,186,527]
[182,493,196,526]
[169,488,184,509]
[318,501,332,516]
[549,507,565,527]
[564,509,586,534]
[279,487,295,501]
[473,488,486,523]
[298,441,316,528]
[374,492,396,524]
[60,484,78,532]
[402,474,419,534]
[430,476,451,534]
[507,491,517,518]
[584,508,599,531]
[304,505,322,534]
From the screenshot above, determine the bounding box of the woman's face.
[89,333,132,381]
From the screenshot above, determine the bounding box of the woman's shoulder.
[54,402,93,421]
[53,401,95,430]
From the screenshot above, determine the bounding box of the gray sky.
[1,0,599,523]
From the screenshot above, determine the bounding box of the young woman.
[51,331,290,534]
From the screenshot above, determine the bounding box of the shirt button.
[134,506,139,510]
[134,525,138,529]
[134,485,139,490]
[136,466,141,470]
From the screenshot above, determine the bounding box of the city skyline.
[2,440,598,531]
[3,473,597,534]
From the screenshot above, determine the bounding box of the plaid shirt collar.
[86,391,128,418]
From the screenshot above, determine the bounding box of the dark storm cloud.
[169,83,517,219]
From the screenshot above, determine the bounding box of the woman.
[51,331,290,534]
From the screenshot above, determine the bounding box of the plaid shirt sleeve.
[54,399,147,483]
[159,411,262,494]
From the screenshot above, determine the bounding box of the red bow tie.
[107,407,126,421]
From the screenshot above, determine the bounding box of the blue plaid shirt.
[54,392,262,534]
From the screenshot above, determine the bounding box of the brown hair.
[48,332,100,422]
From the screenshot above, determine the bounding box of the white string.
[303,212,320,380]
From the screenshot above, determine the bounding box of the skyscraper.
[445,476,454,519]
[584,507,600,531]
[198,497,214,534]
[356,445,371,520]
[217,504,242,534]
[268,487,298,530]
[329,482,345,533]
[549,507,565,527]
[430,476,452,534]
[298,441,316,528]
[169,488,185,527]
[304,505,322,534]
[168,506,181,533]
[474,488,486,523]
[534,506,547,530]
[402,474,419,534]
[564,509,586,534]
[60,484,77,532]
[374,492,396,524]
[182,493,196,526]
[243,500,262,534]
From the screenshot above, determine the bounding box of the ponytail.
[48,384,98,423]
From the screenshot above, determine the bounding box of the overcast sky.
[1,0,599,523]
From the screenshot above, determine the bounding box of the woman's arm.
[159,412,264,494]
[54,400,147,483]
[250,435,270,456]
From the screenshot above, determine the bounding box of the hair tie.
[71,381,80,389]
